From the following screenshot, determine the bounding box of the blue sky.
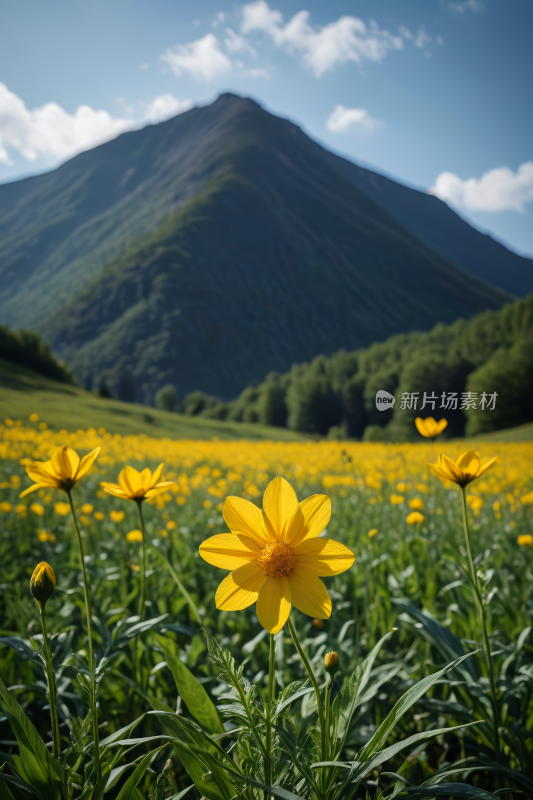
[1,0,532,256]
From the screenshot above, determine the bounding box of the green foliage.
[0,325,74,385]
[155,384,178,413]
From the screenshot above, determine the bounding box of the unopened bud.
[324,651,339,677]
[312,619,325,630]
[30,562,56,606]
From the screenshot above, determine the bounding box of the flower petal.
[101,482,128,498]
[263,476,298,540]
[436,419,448,435]
[295,538,355,576]
[144,481,176,498]
[20,483,45,498]
[476,456,497,478]
[215,561,267,610]
[75,447,101,481]
[439,454,464,483]
[288,567,332,620]
[256,576,291,633]
[223,496,271,545]
[149,463,164,488]
[51,446,80,481]
[287,494,331,546]
[200,534,260,569]
[25,465,61,487]
[456,451,480,480]
[119,465,143,498]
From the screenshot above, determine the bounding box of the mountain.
[0,93,528,402]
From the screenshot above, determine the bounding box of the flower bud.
[324,651,339,677]
[30,562,56,606]
[312,618,325,630]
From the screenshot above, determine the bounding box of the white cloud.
[414,27,432,48]
[430,162,533,212]
[212,11,225,27]
[248,67,270,78]
[0,83,192,166]
[161,33,231,80]
[143,94,193,123]
[224,27,256,55]
[140,62,149,70]
[447,0,484,15]
[241,0,403,76]
[326,104,380,132]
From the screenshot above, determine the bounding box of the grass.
[0,359,306,440]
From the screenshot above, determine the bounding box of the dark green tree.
[155,384,178,412]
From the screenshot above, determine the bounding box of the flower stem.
[67,491,100,781]
[265,633,276,790]
[460,487,501,762]
[288,617,326,767]
[136,500,147,622]
[39,603,60,758]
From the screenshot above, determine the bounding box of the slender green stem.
[67,491,100,781]
[460,487,501,762]
[136,500,147,622]
[264,633,276,791]
[288,617,326,768]
[39,603,60,758]
[324,677,332,763]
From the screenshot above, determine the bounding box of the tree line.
[157,294,533,438]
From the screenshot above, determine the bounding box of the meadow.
[0,417,532,798]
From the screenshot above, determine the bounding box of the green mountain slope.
[0,93,526,402]
[0,359,305,440]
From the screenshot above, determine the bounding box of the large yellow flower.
[415,417,448,439]
[429,450,497,488]
[101,464,175,501]
[199,476,355,634]
[20,446,100,498]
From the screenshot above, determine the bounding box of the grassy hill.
[0,359,305,440]
[0,94,520,405]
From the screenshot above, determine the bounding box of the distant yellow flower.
[200,476,355,634]
[467,495,483,511]
[54,502,71,516]
[20,445,100,497]
[518,534,533,546]
[126,529,143,542]
[521,491,533,506]
[406,511,424,524]
[368,528,378,537]
[79,515,91,526]
[81,504,94,514]
[390,494,404,505]
[166,520,176,530]
[30,503,44,516]
[37,530,56,543]
[203,499,212,509]
[101,463,175,502]
[30,562,56,605]
[409,498,424,511]
[415,417,448,439]
[0,502,12,513]
[176,496,187,505]
[429,451,496,488]
[94,511,105,521]
[110,510,125,523]
[29,413,39,423]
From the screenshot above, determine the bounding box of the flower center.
[258,541,296,577]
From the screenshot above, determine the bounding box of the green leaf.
[357,652,477,760]
[0,637,38,661]
[154,634,224,734]
[332,629,395,749]
[420,758,533,794]
[401,782,497,798]
[0,767,17,800]
[115,747,162,800]
[152,544,201,622]
[215,759,303,800]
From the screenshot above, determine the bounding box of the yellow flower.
[324,651,339,676]
[37,530,56,543]
[203,499,212,509]
[415,417,448,439]
[409,497,424,510]
[81,504,94,514]
[80,515,91,526]
[176,496,187,505]
[94,511,105,521]
[30,503,44,516]
[29,413,39,422]
[521,491,533,506]
[20,445,100,497]
[0,502,12,513]
[126,529,143,542]
[517,534,533,546]
[390,494,404,505]
[166,520,176,530]
[199,476,355,634]
[30,562,56,605]
[101,463,175,502]
[429,451,497,488]
[368,528,378,537]
[54,502,71,516]
[110,510,125,523]
[406,511,424,524]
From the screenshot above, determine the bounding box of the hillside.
[1,93,530,402]
[0,359,305,440]
[198,293,533,439]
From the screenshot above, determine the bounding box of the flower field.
[1,417,532,798]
